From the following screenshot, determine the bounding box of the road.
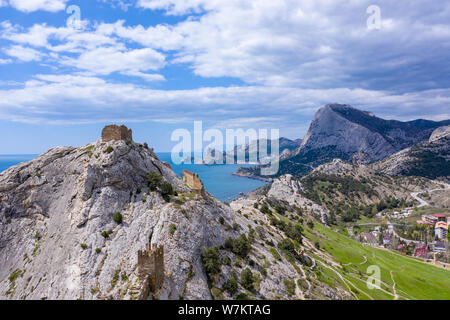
[411,182,450,208]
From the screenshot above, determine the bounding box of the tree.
[240,268,254,291]
[160,181,173,202]
[201,247,221,280]
[223,272,238,295]
[112,212,123,224]
[146,172,162,191]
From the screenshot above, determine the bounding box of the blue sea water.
[0,153,266,202]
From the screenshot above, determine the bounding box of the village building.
[435,221,448,239]
[413,242,429,259]
[382,233,392,245]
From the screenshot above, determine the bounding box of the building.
[420,214,438,226]
[182,170,205,196]
[433,241,446,252]
[362,232,378,246]
[397,244,406,252]
[435,221,448,239]
[383,233,392,245]
[413,243,429,259]
[101,124,133,142]
[433,214,447,223]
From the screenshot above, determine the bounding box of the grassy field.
[303,222,450,300]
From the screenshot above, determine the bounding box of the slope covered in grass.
[304,223,450,300]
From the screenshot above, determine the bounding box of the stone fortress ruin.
[102,125,133,142]
[182,169,205,195]
[137,243,164,299]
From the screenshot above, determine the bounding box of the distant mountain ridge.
[236,103,450,179]
[204,137,301,164]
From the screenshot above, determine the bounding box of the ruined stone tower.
[102,125,133,142]
[182,169,205,195]
[137,243,164,298]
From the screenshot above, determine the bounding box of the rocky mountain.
[373,125,450,181]
[204,137,301,165]
[0,127,348,300]
[236,103,450,179]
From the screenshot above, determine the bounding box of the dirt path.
[390,271,399,300]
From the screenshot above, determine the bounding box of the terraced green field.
[304,223,450,300]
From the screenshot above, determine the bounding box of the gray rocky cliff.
[0,139,238,300]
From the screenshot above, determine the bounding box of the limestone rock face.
[267,175,329,223]
[0,139,237,300]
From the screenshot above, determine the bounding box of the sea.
[0,153,267,202]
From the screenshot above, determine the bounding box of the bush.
[231,234,251,258]
[169,224,177,235]
[101,230,113,238]
[136,187,142,194]
[218,216,225,225]
[269,247,281,261]
[80,243,87,249]
[160,181,173,202]
[105,146,114,154]
[146,172,162,191]
[112,212,123,224]
[223,272,238,295]
[283,279,295,297]
[278,238,296,256]
[201,247,221,280]
[233,222,239,231]
[240,268,254,291]
[95,248,101,254]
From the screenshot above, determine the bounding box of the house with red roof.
[413,242,429,259]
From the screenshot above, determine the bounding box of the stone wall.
[182,169,205,195]
[137,243,164,298]
[102,125,133,142]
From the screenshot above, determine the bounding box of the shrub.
[146,172,162,191]
[105,146,114,154]
[233,222,239,231]
[231,234,251,258]
[283,279,295,297]
[201,247,221,280]
[307,220,314,229]
[80,243,88,249]
[278,238,296,256]
[136,187,142,194]
[169,224,177,235]
[160,181,173,202]
[240,268,254,291]
[95,248,101,254]
[101,230,113,238]
[269,247,281,261]
[218,216,225,225]
[143,142,149,149]
[112,212,123,224]
[223,272,238,295]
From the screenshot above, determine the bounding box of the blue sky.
[0,0,449,153]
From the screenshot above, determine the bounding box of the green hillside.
[304,223,450,300]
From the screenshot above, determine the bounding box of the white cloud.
[0,58,12,64]
[60,46,166,80]
[0,78,448,135]
[8,0,69,12]
[4,45,44,62]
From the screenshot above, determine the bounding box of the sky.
[0,0,449,153]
